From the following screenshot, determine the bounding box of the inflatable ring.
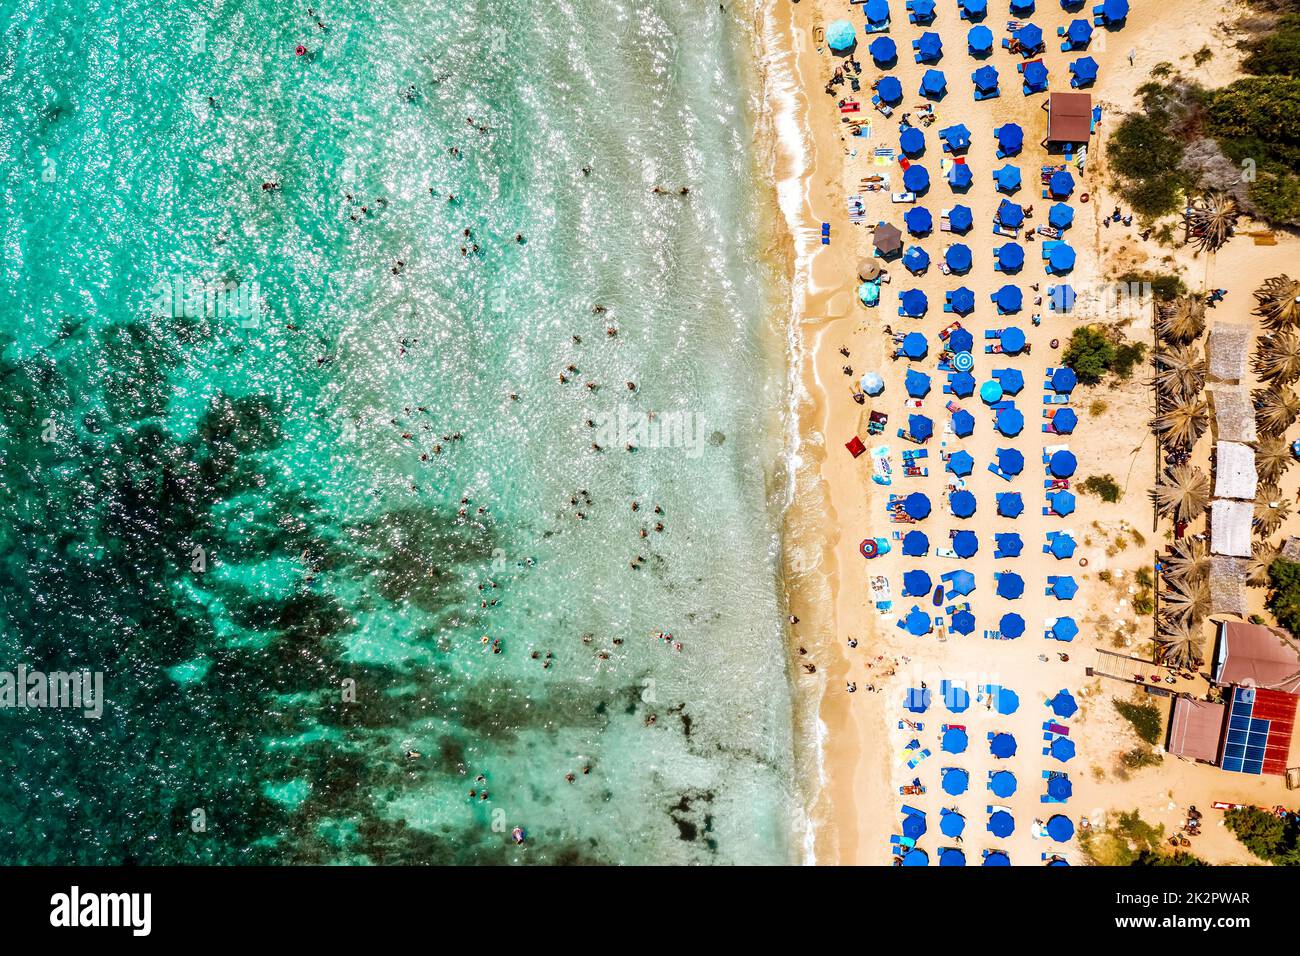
[1079,557,1089,567]
[860,538,879,559]
[1080,192,1089,203]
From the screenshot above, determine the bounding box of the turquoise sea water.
[0,0,797,862]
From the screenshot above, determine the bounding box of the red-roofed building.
[1212,621,1300,693]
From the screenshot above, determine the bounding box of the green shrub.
[1241,14,1300,76]
[1266,558,1300,634]
[1062,327,1146,385]
[1225,807,1300,864]
[1082,475,1121,502]
[1114,699,1164,745]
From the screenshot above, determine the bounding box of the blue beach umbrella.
[905,206,932,234]
[950,489,977,518]
[1050,690,1079,718]
[1051,408,1078,434]
[904,568,933,596]
[904,164,931,193]
[877,76,903,103]
[1049,203,1074,229]
[1051,285,1077,312]
[942,727,969,754]
[902,332,928,360]
[952,530,979,558]
[997,199,1024,229]
[945,244,972,273]
[905,607,933,636]
[948,288,975,317]
[1052,616,1079,641]
[983,851,1010,866]
[952,409,975,437]
[997,447,1024,475]
[1050,737,1076,762]
[941,124,971,151]
[1016,22,1043,51]
[902,530,930,556]
[989,770,1017,798]
[1102,0,1129,22]
[972,64,999,93]
[945,684,971,712]
[1049,450,1077,478]
[1051,490,1077,515]
[870,36,897,65]
[900,125,925,156]
[997,409,1025,437]
[997,491,1024,517]
[912,0,936,19]
[940,848,966,867]
[1001,327,1026,354]
[1049,244,1076,273]
[990,732,1017,758]
[943,767,969,795]
[1048,776,1073,801]
[961,0,987,16]
[948,569,976,596]
[860,371,885,395]
[997,367,1024,394]
[951,609,976,635]
[994,284,1023,313]
[997,242,1024,271]
[1047,815,1075,842]
[909,413,933,441]
[996,572,1024,599]
[997,123,1024,155]
[989,810,1015,838]
[949,205,973,232]
[1067,19,1092,47]
[968,24,993,54]
[1071,56,1099,84]
[1049,535,1076,558]
[920,69,947,98]
[947,450,975,476]
[1050,170,1075,198]
[948,162,973,190]
[949,371,976,398]
[980,379,1003,404]
[949,327,974,353]
[1048,858,1070,867]
[826,19,856,51]
[995,532,1022,557]
[1051,576,1078,600]
[901,848,929,866]
[994,687,1020,714]
[904,245,931,274]
[917,32,943,61]
[999,612,1025,638]
[902,291,928,319]
[941,810,966,837]
[904,492,931,519]
[994,164,1021,193]
[905,686,931,712]
[1023,60,1049,92]
[865,0,891,24]
[902,812,927,839]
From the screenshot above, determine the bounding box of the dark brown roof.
[1047,92,1091,143]
[1213,621,1300,693]
[1166,697,1226,764]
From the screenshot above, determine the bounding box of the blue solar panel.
[1222,687,1270,774]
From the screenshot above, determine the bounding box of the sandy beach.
[770,0,1300,864]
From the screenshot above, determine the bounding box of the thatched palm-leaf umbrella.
[1254,484,1292,537]
[1152,463,1210,525]
[1155,295,1206,346]
[1162,536,1209,584]
[1253,331,1300,384]
[1162,575,1211,626]
[1152,345,1206,402]
[1254,275,1300,332]
[1188,192,1238,254]
[1254,385,1300,437]
[1248,545,1279,588]
[1256,437,1293,486]
[1155,616,1205,670]
[1152,400,1208,451]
